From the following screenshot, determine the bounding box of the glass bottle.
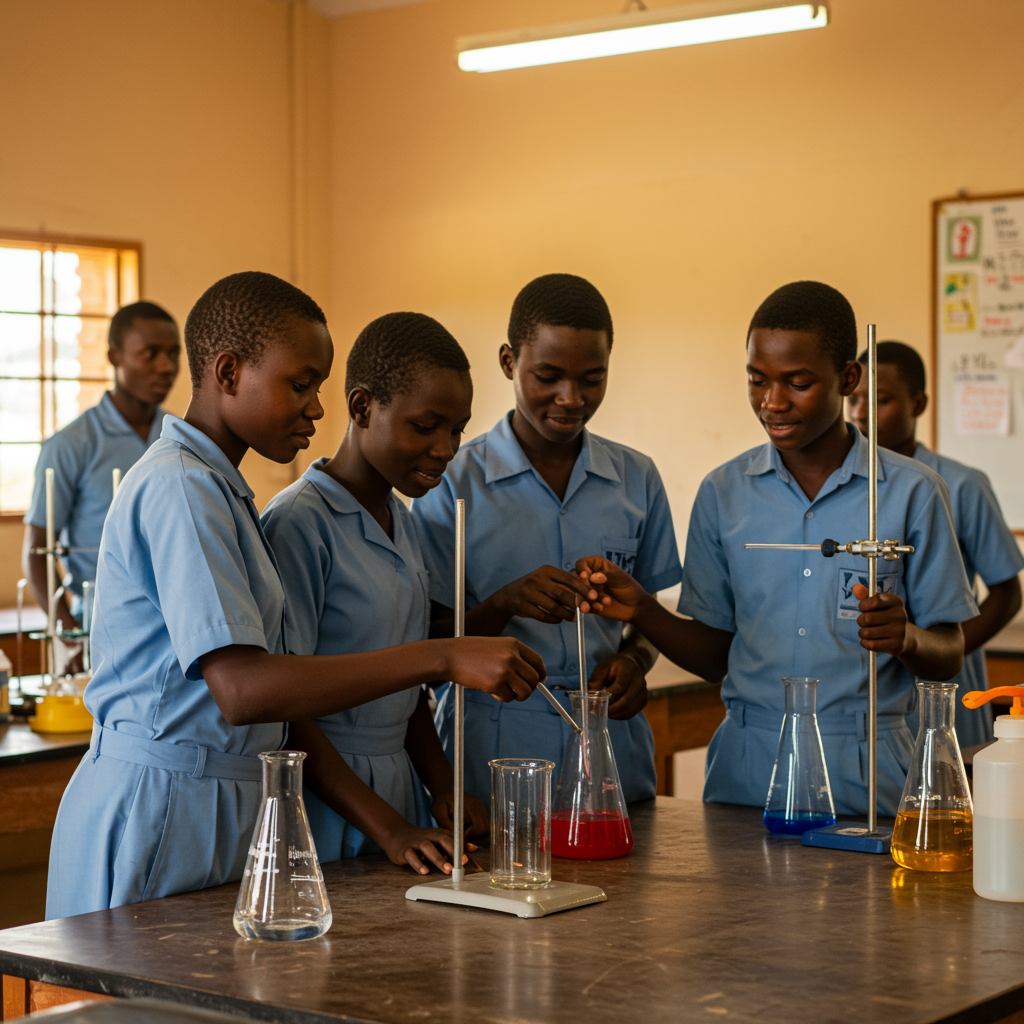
[892,681,973,872]
[234,750,332,940]
[764,677,836,835]
[552,689,633,859]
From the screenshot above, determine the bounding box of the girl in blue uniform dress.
[46,274,544,919]
[262,313,489,874]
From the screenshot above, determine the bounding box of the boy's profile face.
[500,324,610,446]
[848,362,926,453]
[110,318,181,407]
[358,365,473,499]
[746,328,860,454]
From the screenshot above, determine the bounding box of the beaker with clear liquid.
[764,677,836,835]
[892,681,973,872]
[233,750,332,940]
[489,758,554,889]
[552,689,633,858]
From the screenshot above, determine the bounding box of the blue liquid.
[764,810,836,836]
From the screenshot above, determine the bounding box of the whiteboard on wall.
[934,192,1024,532]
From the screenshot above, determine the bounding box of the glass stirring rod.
[577,595,590,780]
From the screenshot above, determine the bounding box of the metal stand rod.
[45,468,56,681]
[452,499,466,884]
[866,324,878,834]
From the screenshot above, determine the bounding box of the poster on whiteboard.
[935,193,1024,530]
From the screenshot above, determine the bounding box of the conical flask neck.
[782,677,820,716]
[916,681,956,731]
[569,689,610,731]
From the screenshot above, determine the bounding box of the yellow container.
[30,694,93,734]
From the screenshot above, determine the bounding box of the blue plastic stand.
[801,822,893,854]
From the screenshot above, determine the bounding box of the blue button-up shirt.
[25,392,166,601]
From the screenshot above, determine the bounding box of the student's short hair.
[108,301,176,350]
[857,340,927,396]
[747,281,857,371]
[345,312,470,407]
[507,274,614,356]
[184,272,327,389]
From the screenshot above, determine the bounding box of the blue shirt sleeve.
[957,470,1024,587]
[632,461,682,595]
[261,493,328,657]
[901,475,979,630]
[24,432,79,532]
[676,478,737,634]
[410,480,458,609]
[136,464,273,677]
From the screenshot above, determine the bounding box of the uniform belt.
[90,724,264,782]
[726,700,908,739]
[318,721,408,756]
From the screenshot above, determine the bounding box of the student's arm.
[962,576,1022,655]
[591,628,658,720]
[404,689,488,840]
[289,718,472,875]
[577,557,733,682]
[199,635,545,727]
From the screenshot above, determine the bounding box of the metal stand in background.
[744,325,915,854]
[406,500,606,917]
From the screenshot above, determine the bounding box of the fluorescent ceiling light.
[457,2,828,73]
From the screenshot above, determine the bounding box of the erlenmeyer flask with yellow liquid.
[891,681,973,872]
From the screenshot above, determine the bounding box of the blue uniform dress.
[412,412,682,805]
[46,416,286,920]
[906,443,1024,747]
[261,459,433,861]
[25,393,166,611]
[680,424,979,817]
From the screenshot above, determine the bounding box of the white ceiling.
[304,0,437,17]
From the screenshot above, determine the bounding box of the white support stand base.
[405,875,606,919]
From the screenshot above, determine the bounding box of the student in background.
[413,273,681,805]
[578,281,977,816]
[46,273,543,919]
[848,340,1023,746]
[262,312,489,875]
[22,302,180,661]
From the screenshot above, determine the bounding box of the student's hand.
[432,791,489,842]
[379,822,479,876]
[445,636,546,702]
[494,566,595,624]
[575,557,647,622]
[852,583,908,657]
[591,652,649,719]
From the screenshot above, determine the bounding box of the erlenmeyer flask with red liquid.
[551,689,633,859]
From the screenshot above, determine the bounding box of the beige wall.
[0,0,330,607]
[325,0,1024,549]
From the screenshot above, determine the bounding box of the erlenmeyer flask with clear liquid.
[891,681,973,872]
[234,750,333,940]
[764,677,836,835]
[551,689,633,859]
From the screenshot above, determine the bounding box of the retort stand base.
[405,875,606,918]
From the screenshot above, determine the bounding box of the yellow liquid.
[891,809,973,872]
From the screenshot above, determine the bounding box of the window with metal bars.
[0,233,141,515]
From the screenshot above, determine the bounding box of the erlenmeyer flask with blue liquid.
[764,676,836,836]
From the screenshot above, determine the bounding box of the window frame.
[0,229,143,522]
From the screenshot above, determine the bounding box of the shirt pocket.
[836,564,899,621]
[602,536,639,576]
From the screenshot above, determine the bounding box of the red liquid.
[551,811,634,859]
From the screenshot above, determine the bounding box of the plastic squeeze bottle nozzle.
[963,687,1024,902]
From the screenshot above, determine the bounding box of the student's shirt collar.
[160,415,255,500]
[302,458,402,552]
[484,411,621,486]
[96,392,165,445]
[745,423,886,487]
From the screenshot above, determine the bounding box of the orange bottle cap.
[962,687,1024,715]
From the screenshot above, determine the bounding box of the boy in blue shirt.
[413,274,681,804]
[579,281,978,816]
[848,341,1023,746]
[23,302,180,648]
[47,274,544,919]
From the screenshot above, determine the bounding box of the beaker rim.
[259,750,308,762]
[488,758,555,772]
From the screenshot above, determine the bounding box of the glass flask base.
[233,913,332,942]
[764,810,837,836]
[891,810,973,872]
[551,811,633,859]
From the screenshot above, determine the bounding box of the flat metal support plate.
[405,875,607,918]
[801,822,893,854]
